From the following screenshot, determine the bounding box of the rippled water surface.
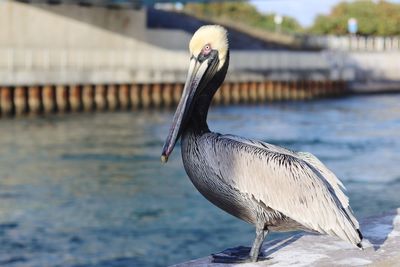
[0,95,399,267]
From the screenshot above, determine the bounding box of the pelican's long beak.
[161,56,218,163]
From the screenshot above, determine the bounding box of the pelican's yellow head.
[189,25,228,70]
[161,25,229,163]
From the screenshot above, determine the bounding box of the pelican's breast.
[181,131,259,224]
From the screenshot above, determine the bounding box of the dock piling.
[1,87,14,116]
[141,84,151,108]
[43,85,55,114]
[231,83,240,104]
[274,81,282,101]
[257,82,266,103]
[282,81,290,101]
[28,86,42,115]
[56,85,69,113]
[249,82,258,103]
[107,84,119,111]
[95,84,107,111]
[118,84,130,110]
[162,84,173,108]
[14,86,27,116]
[173,83,183,105]
[221,83,231,105]
[152,84,162,108]
[265,81,274,102]
[69,85,82,112]
[239,82,249,103]
[82,84,94,112]
[130,84,140,109]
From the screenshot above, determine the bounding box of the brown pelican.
[161,25,363,263]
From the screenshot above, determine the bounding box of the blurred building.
[0,0,399,103]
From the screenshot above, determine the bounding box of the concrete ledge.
[349,81,400,94]
[173,208,400,267]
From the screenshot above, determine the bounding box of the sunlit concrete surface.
[173,208,400,267]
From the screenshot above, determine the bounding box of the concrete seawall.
[173,208,400,267]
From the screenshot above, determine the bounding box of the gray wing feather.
[296,151,360,229]
[202,133,361,245]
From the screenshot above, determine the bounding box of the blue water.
[0,95,399,267]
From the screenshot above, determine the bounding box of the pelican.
[161,25,363,263]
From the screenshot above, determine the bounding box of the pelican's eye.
[202,44,212,55]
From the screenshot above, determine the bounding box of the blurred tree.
[309,0,400,36]
[184,1,302,34]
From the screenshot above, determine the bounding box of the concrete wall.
[347,52,400,82]
[0,0,150,49]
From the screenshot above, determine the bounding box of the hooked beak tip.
[161,154,169,163]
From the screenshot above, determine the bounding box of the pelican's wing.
[296,151,359,229]
[221,134,359,228]
[203,133,361,246]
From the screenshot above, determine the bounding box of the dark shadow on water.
[0,222,18,230]
[72,257,150,267]
[0,257,27,265]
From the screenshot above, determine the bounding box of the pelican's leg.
[212,227,269,263]
[249,227,268,262]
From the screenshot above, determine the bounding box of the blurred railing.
[0,48,188,72]
[304,35,400,51]
[0,48,330,71]
[0,48,337,85]
[0,48,338,85]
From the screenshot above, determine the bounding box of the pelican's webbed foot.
[211,246,270,263]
